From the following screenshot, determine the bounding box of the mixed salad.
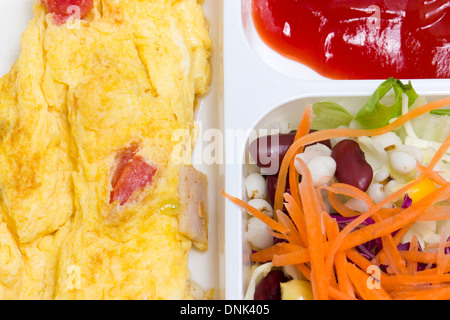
[224,78,450,300]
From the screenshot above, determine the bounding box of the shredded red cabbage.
[329,213,450,273]
[401,194,412,209]
[446,236,450,255]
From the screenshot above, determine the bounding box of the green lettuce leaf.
[430,109,450,116]
[311,101,355,130]
[355,77,419,129]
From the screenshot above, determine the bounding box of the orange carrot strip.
[427,133,450,171]
[381,273,450,289]
[417,206,450,221]
[370,206,449,222]
[399,251,440,265]
[346,248,379,273]
[275,209,303,246]
[267,228,288,242]
[417,164,448,187]
[283,193,308,246]
[323,178,422,277]
[414,264,450,275]
[346,263,392,300]
[328,286,358,300]
[436,231,449,275]
[322,183,377,279]
[391,286,450,300]
[387,283,450,297]
[222,190,289,234]
[296,157,328,300]
[380,233,408,275]
[271,247,310,266]
[328,180,450,269]
[346,182,449,245]
[273,97,450,214]
[371,210,409,275]
[296,264,311,281]
[288,105,313,208]
[391,223,414,250]
[324,213,355,298]
[271,182,450,267]
[250,242,303,263]
[424,241,450,251]
[288,158,300,207]
[407,235,420,275]
[327,191,362,217]
[414,134,450,189]
[322,183,375,211]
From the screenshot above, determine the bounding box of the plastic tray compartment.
[231,91,450,299]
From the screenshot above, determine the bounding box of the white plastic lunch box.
[1,0,450,301]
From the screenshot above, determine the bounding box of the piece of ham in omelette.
[0,0,211,300]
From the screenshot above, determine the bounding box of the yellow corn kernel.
[408,178,437,203]
[280,279,313,300]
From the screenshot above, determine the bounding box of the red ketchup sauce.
[251,0,450,79]
[43,0,94,25]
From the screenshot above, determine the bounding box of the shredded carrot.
[326,191,362,217]
[407,235,420,275]
[417,205,450,221]
[380,233,408,275]
[426,133,450,170]
[391,286,450,300]
[381,273,450,289]
[274,209,303,246]
[273,97,450,215]
[322,183,375,210]
[399,251,440,265]
[425,241,450,251]
[331,181,450,260]
[417,164,449,187]
[222,190,289,234]
[296,157,328,300]
[267,228,288,242]
[288,105,313,208]
[296,263,311,281]
[223,97,450,300]
[283,193,308,247]
[346,263,392,300]
[322,177,433,278]
[250,242,303,263]
[437,231,449,275]
[324,213,355,298]
[328,286,358,300]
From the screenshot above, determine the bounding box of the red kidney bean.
[331,139,373,192]
[254,270,288,300]
[249,133,295,175]
[266,174,290,206]
[250,130,331,175]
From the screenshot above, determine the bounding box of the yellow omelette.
[0,0,211,299]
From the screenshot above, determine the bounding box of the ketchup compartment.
[251,0,450,79]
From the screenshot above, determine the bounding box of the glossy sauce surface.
[251,0,450,79]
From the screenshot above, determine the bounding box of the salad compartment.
[230,90,450,300]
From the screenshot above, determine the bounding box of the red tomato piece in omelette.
[110,151,157,206]
[43,0,94,24]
